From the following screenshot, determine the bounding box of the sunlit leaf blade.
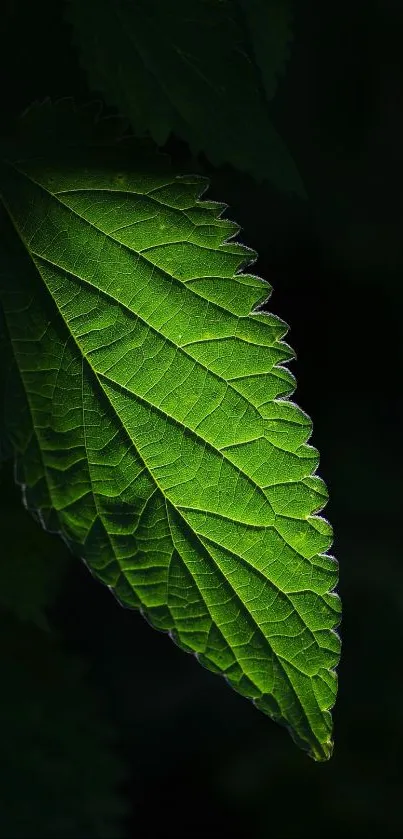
[0,149,340,759]
[66,0,305,196]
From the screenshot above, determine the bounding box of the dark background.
[1,1,402,836]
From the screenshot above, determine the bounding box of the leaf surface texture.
[0,150,339,759]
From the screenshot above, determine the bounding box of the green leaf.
[0,146,340,760]
[65,0,306,196]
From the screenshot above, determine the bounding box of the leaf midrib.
[2,195,279,525]
[6,159,275,335]
[165,500,321,744]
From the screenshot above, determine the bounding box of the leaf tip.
[310,737,334,762]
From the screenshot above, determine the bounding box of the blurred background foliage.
[0,0,402,836]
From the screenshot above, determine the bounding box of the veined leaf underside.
[0,152,340,760]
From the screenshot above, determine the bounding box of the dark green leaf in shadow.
[66,0,306,196]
